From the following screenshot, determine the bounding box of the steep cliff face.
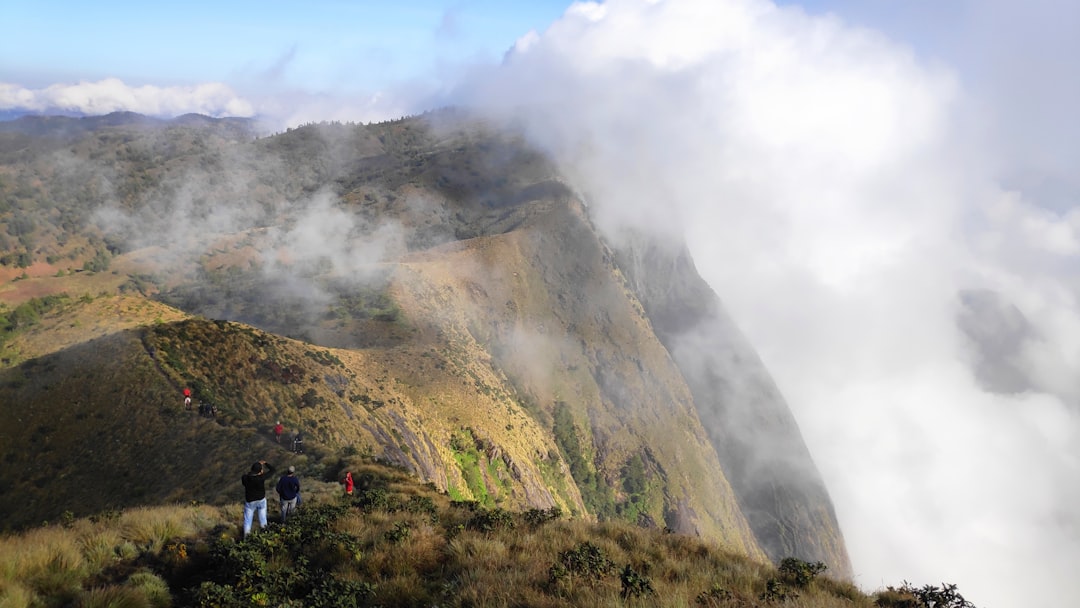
[613,236,853,578]
[390,197,763,557]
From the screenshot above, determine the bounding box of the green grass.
[0,455,974,608]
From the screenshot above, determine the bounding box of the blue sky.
[2,1,570,94]
[0,0,984,119]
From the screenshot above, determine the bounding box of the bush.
[523,506,562,527]
[778,557,827,588]
[880,581,977,608]
[306,577,375,608]
[466,508,515,533]
[403,495,438,522]
[619,563,654,599]
[190,502,366,607]
[762,577,797,602]
[384,521,411,544]
[696,584,734,606]
[355,488,398,513]
[549,541,615,585]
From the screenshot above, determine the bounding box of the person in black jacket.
[241,460,274,537]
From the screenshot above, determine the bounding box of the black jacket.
[241,463,275,502]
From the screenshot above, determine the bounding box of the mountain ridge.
[0,109,848,576]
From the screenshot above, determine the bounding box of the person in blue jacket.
[275,466,301,522]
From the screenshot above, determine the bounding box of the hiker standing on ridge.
[275,466,301,522]
[273,421,284,443]
[342,471,354,496]
[183,387,192,410]
[241,460,275,537]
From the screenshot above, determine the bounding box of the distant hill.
[0,110,851,577]
[0,110,256,137]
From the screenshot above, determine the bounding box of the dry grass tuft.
[0,580,34,608]
[78,585,150,608]
[125,571,172,608]
[77,528,124,572]
[118,508,191,551]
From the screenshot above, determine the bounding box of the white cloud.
[0,78,255,118]
[450,0,1080,605]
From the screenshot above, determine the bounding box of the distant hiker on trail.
[342,471,354,496]
[292,431,304,454]
[241,460,275,538]
[274,421,284,443]
[183,387,192,410]
[275,466,301,522]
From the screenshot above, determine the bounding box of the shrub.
[385,521,411,544]
[403,495,438,522]
[619,563,654,599]
[523,506,562,528]
[874,587,921,608]
[466,508,515,533]
[549,541,615,585]
[306,577,375,608]
[882,581,978,608]
[355,488,398,513]
[762,577,797,602]
[778,557,827,588]
[696,584,734,606]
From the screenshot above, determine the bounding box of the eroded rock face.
[389,198,765,559]
[613,235,853,578]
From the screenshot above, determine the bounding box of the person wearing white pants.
[241,460,274,537]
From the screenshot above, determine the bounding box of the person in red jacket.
[273,421,283,443]
[343,471,354,495]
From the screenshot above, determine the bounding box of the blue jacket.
[276,473,300,500]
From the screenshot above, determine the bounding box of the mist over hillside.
[426,3,1080,606]
[0,108,862,584]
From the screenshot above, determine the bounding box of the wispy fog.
[445,0,1080,605]
[89,135,411,339]
[0,79,256,118]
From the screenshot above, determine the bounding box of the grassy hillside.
[0,290,586,532]
[0,454,971,608]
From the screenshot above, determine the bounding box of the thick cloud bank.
[450,0,1080,605]
[0,78,255,118]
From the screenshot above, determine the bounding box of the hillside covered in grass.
[0,455,976,608]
